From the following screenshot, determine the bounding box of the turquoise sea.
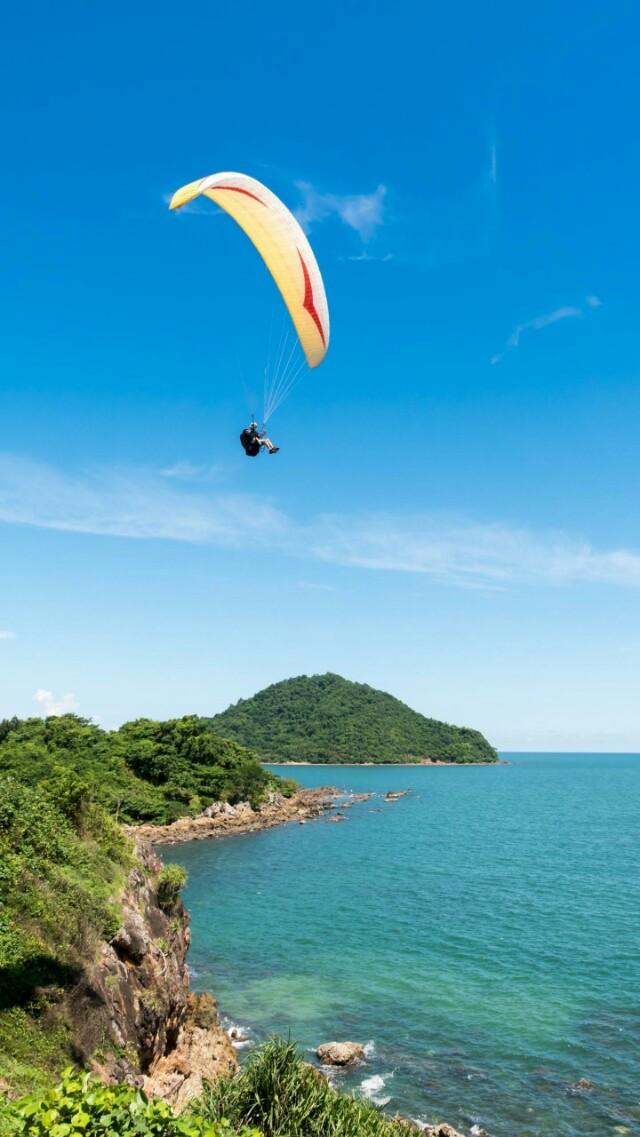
[162,756,639,1136]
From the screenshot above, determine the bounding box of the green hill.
[0,713,286,826]
[210,673,498,764]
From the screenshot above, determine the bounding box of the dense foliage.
[0,774,130,1093]
[0,714,289,1096]
[0,1068,260,1137]
[0,1043,420,1137]
[211,673,498,763]
[0,715,281,826]
[199,1038,409,1137]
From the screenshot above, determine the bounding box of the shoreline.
[262,759,505,767]
[134,787,470,1134]
[124,786,348,846]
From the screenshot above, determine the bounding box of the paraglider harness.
[240,422,262,457]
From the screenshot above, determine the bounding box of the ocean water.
[161,756,640,1136]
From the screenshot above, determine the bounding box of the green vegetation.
[0,1067,260,1137]
[0,1043,417,1137]
[199,1038,408,1137]
[0,715,283,826]
[157,866,188,914]
[211,673,498,764]
[0,1045,424,1137]
[0,775,130,1093]
[0,714,291,1096]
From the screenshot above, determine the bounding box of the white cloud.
[160,460,224,481]
[487,141,497,187]
[295,182,387,242]
[0,454,285,544]
[308,514,640,589]
[2,455,640,591]
[345,251,394,263]
[491,297,600,364]
[297,580,339,593]
[33,689,79,717]
[0,630,16,640]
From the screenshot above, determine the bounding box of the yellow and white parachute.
[169,171,330,420]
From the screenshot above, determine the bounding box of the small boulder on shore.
[422,1125,467,1137]
[316,1041,365,1066]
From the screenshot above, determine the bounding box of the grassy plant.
[198,1038,407,1137]
[157,865,187,914]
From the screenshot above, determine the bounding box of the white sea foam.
[360,1072,392,1106]
[361,1075,386,1095]
[222,1016,254,1049]
[363,1039,376,1058]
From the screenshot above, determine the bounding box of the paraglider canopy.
[169,171,330,373]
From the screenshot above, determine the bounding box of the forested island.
[210,673,497,764]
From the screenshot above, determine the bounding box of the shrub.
[199,1038,407,1137]
[7,1068,261,1136]
[157,865,188,914]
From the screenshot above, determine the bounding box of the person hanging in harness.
[239,421,280,457]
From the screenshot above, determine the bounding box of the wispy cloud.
[295,182,387,242]
[0,630,16,641]
[487,141,497,187]
[0,454,285,544]
[33,689,79,717]
[297,580,339,593]
[491,296,601,364]
[1,454,640,592]
[345,251,394,263]
[159,460,225,482]
[308,513,640,588]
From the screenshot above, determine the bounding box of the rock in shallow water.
[316,1041,365,1066]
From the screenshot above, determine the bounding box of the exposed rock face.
[70,840,235,1107]
[316,1041,365,1066]
[143,993,236,1110]
[125,787,338,846]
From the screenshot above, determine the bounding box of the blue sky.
[1,1,640,748]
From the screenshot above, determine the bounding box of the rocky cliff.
[72,839,236,1108]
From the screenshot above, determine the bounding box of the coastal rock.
[385,790,410,801]
[143,992,236,1110]
[422,1125,467,1137]
[316,1041,365,1066]
[62,838,235,1110]
[110,907,149,964]
[328,812,347,823]
[125,787,339,846]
